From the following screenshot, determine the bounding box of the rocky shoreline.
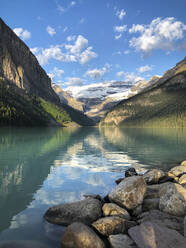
[43,161,186,248]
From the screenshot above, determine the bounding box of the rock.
[167,172,179,182]
[145,182,173,199]
[129,221,186,248]
[108,234,137,248]
[169,165,186,177]
[184,216,186,237]
[159,183,186,216]
[108,176,146,210]
[0,240,49,248]
[44,221,65,242]
[143,169,165,184]
[61,222,105,248]
[92,216,136,237]
[179,174,186,184]
[137,210,184,235]
[181,160,186,166]
[44,198,102,225]
[115,178,124,185]
[83,194,103,202]
[102,203,130,220]
[125,168,138,177]
[130,205,142,217]
[142,198,159,211]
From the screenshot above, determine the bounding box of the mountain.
[100,57,186,127]
[0,18,93,126]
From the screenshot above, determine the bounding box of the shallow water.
[0,127,186,247]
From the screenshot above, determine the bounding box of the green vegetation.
[0,79,71,126]
[100,72,186,128]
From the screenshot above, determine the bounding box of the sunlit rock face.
[0,18,59,104]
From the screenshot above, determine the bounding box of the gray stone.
[184,216,186,237]
[169,165,186,177]
[0,240,49,248]
[179,174,186,185]
[109,176,146,210]
[137,210,184,235]
[44,198,102,225]
[143,169,165,184]
[61,222,105,248]
[108,234,137,248]
[159,183,186,216]
[92,216,136,237]
[142,198,159,211]
[102,203,130,220]
[129,221,186,248]
[145,182,173,199]
[130,205,142,217]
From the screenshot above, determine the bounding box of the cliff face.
[100,58,186,128]
[0,18,59,104]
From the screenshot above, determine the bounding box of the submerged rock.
[61,222,105,248]
[108,234,137,248]
[102,203,130,220]
[129,221,186,248]
[137,210,184,235]
[159,183,186,216]
[143,169,165,184]
[92,216,136,236]
[44,198,102,225]
[108,176,146,210]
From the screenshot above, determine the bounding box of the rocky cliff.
[100,57,186,127]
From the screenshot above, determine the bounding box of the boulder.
[169,165,186,177]
[83,194,102,202]
[179,174,186,185]
[181,160,186,166]
[102,203,130,220]
[108,234,137,248]
[108,176,146,210]
[184,216,186,237]
[145,182,173,199]
[129,221,186,248]
[159,183,186,216]
[61,222,105,248]
[130,205,142,217]
[115,178,124,185]
[0,240,49,248]
[92,216,136,237]
[44,198,102,225]
[125,168,138,177]
[143,169,165,184]
[142,198,159,211]
[137,210,184,235]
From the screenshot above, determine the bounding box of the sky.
[1,0,186,95]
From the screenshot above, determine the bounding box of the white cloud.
[114,25,127,33]
[30,47,40,54]
[124,72,144,83]
[79,47,98,64]
[138,65,152,73]
[53,67,64,77]
[67,35,76,42]
[86,67,107,78]
[48,73,55,81]
[124,50,130,54]
[116,71,125,77]
[64,77,84,86]
[13,28,31,40]
[129,24,145,33]
[129,17,186,53]
[65,35,88,54]
[71,1,76,6]
[46,26,56,36]
[116,9,126,20]
[35,35,97,66]
[57,4,65,13]
[63,27,68,32]
[115,34,122,40]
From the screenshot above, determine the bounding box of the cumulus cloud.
[129,17,186,53]
[138,65,152,73]
[116,9,126,20]
[53,67,64,77]
[33,35,97,66]
[13,28,31,40]
[64,77,84,86]
[67,35,76,41]
[125,72,144,83]
[46,26,56,36]
[114,25,127,33]
[85,67,107,78]
[116,71,125,77]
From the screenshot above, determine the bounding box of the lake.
[0,127,186,247]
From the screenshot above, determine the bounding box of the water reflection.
[0,127,186,246]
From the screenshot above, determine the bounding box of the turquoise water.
[0,127,186,247]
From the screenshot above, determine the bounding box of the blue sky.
[1,0,186,93]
